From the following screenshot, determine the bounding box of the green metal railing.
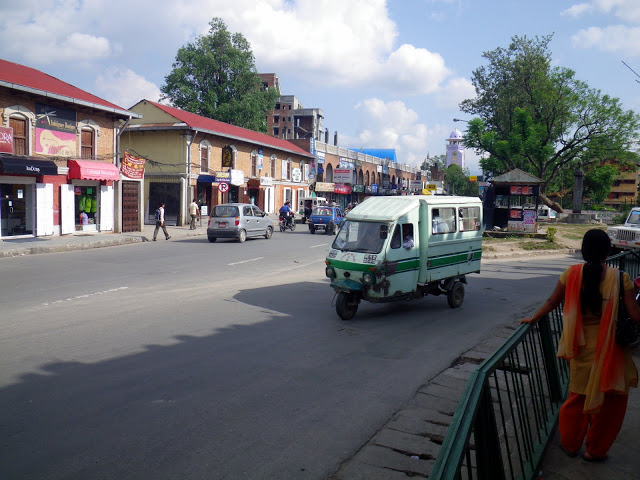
[430,250,639,480]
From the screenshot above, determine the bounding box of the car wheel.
[238,229,247,243]
[309,225,316,234]
[447,281,465,308]
[336,292,358,320]
[265,226,273,239]
[208,236,217,243]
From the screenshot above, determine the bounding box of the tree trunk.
[539,193,564,213]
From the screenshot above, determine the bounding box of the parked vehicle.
[279,213,296,232]
[207,203,273,243]
[607,207,640,252]
[537,205,557,222]
[325,195,483,320]
[298,196,328,223]
[309,206,344,235]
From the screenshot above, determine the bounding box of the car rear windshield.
[313,207,332,216]
[211,206,239,217]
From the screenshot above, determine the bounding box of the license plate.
[217,222,227,228]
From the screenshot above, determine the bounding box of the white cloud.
[435,77,476,110]
[561,3,593,17]
[563,0,640,22]
[94,68,162,109]
[571,25,640,55]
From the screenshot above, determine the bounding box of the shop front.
[66,160,120,233]
[0,156,58,238]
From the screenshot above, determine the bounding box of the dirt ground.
[482,222,607,259]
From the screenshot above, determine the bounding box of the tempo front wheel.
[336,292,358,320]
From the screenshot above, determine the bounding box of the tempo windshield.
[627,212,640,225]
[332,220,386,254]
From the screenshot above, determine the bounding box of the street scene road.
[0,231,576,479]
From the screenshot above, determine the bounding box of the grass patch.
[520,241,564,251]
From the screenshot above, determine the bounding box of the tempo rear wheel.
[447,281,465,308]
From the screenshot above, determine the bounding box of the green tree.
[161,18,278,132]
[444,164,479,196]
[460,34,640,212]
[583,164,620,204]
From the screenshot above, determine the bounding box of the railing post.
[538,315,563,403]
[474,383,506,480]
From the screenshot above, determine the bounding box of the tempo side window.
[390,224,401,249]
[432,208,456,234]
[459,207,480,231]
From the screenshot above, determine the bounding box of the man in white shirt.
[153,203,171,241]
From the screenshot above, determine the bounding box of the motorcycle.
[279,214,296,232]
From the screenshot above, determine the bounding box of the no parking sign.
[219,183,229,193]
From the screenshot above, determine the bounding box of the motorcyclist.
[279,201,294,227]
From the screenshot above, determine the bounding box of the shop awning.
[0,156,58,175]
[68,160,120,181]
[197,174,216,183]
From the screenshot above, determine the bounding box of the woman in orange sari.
[522,229,640,462]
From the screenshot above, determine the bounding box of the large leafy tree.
[445,164,479,197]
[460,34,640,211]
[161,18,278,132]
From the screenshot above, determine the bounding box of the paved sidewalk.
[0,222,208,258]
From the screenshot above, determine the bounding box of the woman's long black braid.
[580,229,612,315]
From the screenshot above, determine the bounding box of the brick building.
[121,100,315,224]
[0,58,138,238]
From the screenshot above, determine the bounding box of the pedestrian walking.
[521,229,640,462]
[189,199,200,230]
[153,202,171,241]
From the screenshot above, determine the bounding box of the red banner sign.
[0,126,13,154]
[121,151,146,179]
[333,184,352,194]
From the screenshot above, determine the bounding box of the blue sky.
[1,0,639,175]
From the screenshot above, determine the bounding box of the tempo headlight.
[607,230,616,239]
[325,266,336,279]
[362,271,376,285]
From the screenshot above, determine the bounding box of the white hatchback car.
[207,203,274,243]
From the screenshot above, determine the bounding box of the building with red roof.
[0,58,139,237]
[122,99,314,222]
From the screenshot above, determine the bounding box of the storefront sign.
[247,178,260,188]
[315,150,325,164]
[0,156,58,175]
[260,176,273,186]
[333,168,353,184]
[257,148,263,170]
[376,165,382,173]
[334,184,352,194]
[35,102,76,156]
[68,160,120,181]
[314,182,335,192]
[0,126,13,153]
[120,151,145,179]
[291,167,302,183]
[352,184,364,193]
[230,169,244,186]
[510,185,534,195]
[309,137,316,155]
[409,180,422,190]
[365,185,372,193]
[222,146,233,168]
[372,184,378,194]
[426,184,437,191]
[215,171,230,183]
[339,158,354,169]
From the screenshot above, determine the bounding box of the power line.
[622,61,640,84]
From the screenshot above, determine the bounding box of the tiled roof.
[145,100,313,157]
[0,58,134,117]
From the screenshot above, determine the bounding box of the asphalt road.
[0,229,577,479]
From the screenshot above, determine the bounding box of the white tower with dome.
[446,128,465,169]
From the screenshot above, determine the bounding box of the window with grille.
[10,117,27,155]
[81,128,94,158]
[250,151,257,177]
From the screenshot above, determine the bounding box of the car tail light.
[235,216,240,226]
[208,218,212,227]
